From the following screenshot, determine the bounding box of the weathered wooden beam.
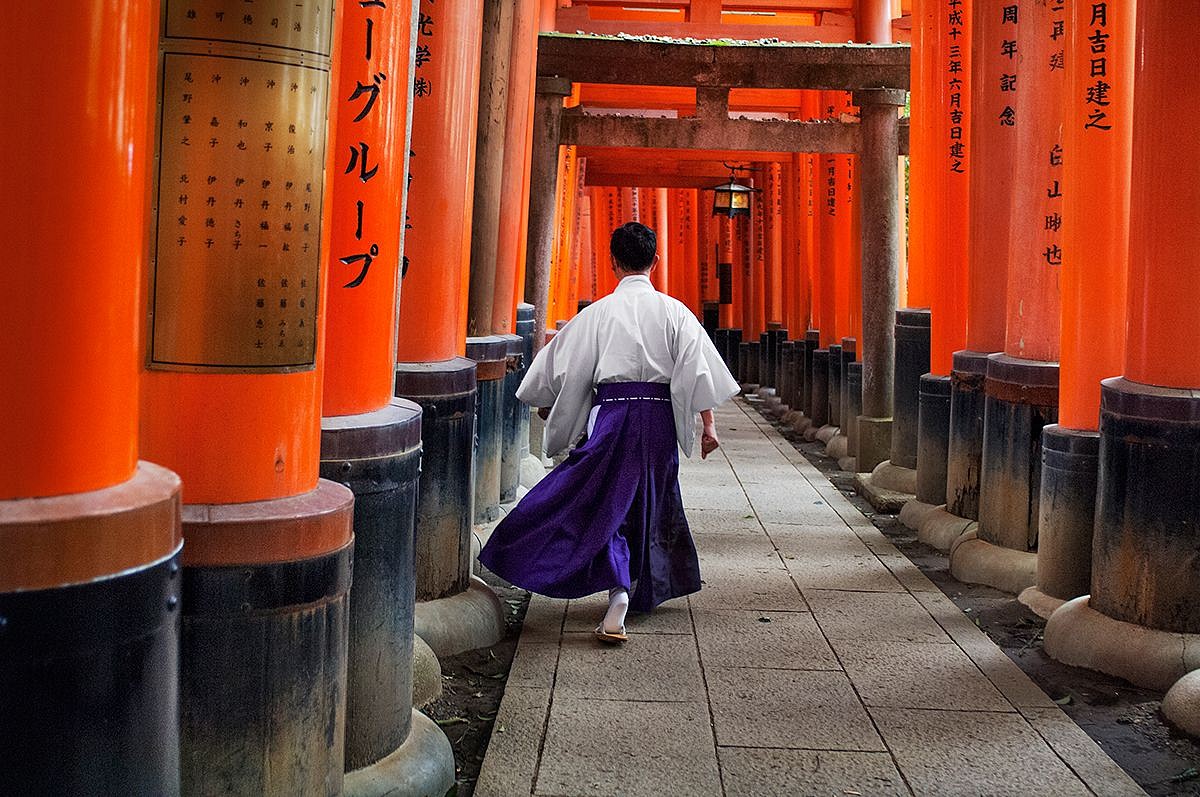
[561,111,863,153]
[537,33,910,91]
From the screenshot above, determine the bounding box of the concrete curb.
[1017,586,1066,621]
[415,576,506,659]
[1164,671,1200,738]
[949,535,1037,595]
[344,710,456,797]
[1045,596,1200,692]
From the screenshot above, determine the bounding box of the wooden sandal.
[593,624,629,644]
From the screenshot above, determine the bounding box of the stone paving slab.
[718,747,910,797]
[477,399,1145,796]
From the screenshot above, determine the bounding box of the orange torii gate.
[527,32,909,470]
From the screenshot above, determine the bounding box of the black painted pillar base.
[759,332,772,389]
[977,353,1059,553]
[801,329,819,416]
[715,328,742,377]
[180,482,355,796]
[1092,378,1200,632]
[467,336,509,524]
[499,333,527,504]
[516,304,535,469]
[1031,424,1099,605]
[702,302,719,339]
[320,400,426,776]
[827,343,843,427]
[0,464,182,797]
[772,329,788,394]
[809,349,830,429]
[741,340,760,386]
[396,357,477,602]
[916,374,952,506]
[779,341,798,409]
[890,309,931,470]
[946,350,992,520]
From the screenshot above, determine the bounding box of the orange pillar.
[1032,0,1134,611]
[492,0,542,333]
[396,0,489,611]
[138,2,355,792]
[718,216,736,328]
[1062,2,1200,661]
[766,164,785,327]
[750,172,768,340]
[654,187,671,293]
[913,0,972,507]
[320,1,448,782]
[971,0,1067,566]
[906,0,937,309]
[667,190,684,301]
[782,159,799,334]
[818,93,842,348]
[946,0,1020,521]
[684,190,703,315]
[1,5,183,792]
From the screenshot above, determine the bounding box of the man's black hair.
[610,222,657,272]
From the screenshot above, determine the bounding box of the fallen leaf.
[435,716,469,727]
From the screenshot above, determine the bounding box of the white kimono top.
[517,274,740,458]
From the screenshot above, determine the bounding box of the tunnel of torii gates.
[3,0,1200,793]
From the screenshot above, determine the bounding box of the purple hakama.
[478,381,700,613]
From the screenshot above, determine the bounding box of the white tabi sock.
[603,588,630,633]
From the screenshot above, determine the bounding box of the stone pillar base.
[854,468,912,514]
[916,374,952,505]
[414,575,506,660]
[856,415,892,473]
[813,424,839,444]
[520,454,547,488]
[898,498,939,532]
[946,350,992,520]
[911,505,976,552]
[837,456,858,473]
[949,529,1038,595]
[1016,586,1066,621]
[870,460,917,494]
[1045,596,1200,691]
[344,710,456,797]
[1164,671,1200,739]
[789,413,814,435]
[412,635,443,708]
[825,431,849,460]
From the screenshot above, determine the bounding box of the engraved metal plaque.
[149,0,333,372]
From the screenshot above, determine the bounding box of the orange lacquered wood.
[324,0,413,416]
[1058,0,1130,425]
[964,0,1015,353]
[750,171,768,337]
[1004,0,1064,362]
[397,0,483,362]
[141,1,345,505]
[848,154,863,343]
[1,1,156,499]
[719,216,735,328]
[1124,3,1200,388]
[492,0,541,333]
[732,217,747,329]
[767,163,785,326]
[800,92,823,334]
[905,0,935,309]
[654,188,671,293]
[928,0,971,376]
[781,159,798,332]
[817,93,841,346]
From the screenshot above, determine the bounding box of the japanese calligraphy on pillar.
[1044,0,1066,268]
[946,0,967,172]
[150,0,334,371]
[999,3,1018,128]
[1083,3,1112,131]
[406,1,436,281]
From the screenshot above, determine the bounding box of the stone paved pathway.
[475,400,1145,797]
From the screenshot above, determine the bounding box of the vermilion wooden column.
[959,0,1067,593]
[1047,2,1200,691]
[654,187,671,293]
[1,6,182,793]
[492,0,542,334]
[914,0,972,510]
[1028,0,1132,614]
[817,92,842,349]
[946,0,1020,522]
[320,3,453,788]
[138,2,355,792]
[684,190,702,315]
[395,1,500,668]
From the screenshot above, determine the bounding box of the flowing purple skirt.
[478,381,701,613]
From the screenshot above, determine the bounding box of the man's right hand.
[701,425,720,459]
[537,407,550,421]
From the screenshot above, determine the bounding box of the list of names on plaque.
[150,0,334,372]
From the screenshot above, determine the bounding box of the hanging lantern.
[709,164,759,218]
